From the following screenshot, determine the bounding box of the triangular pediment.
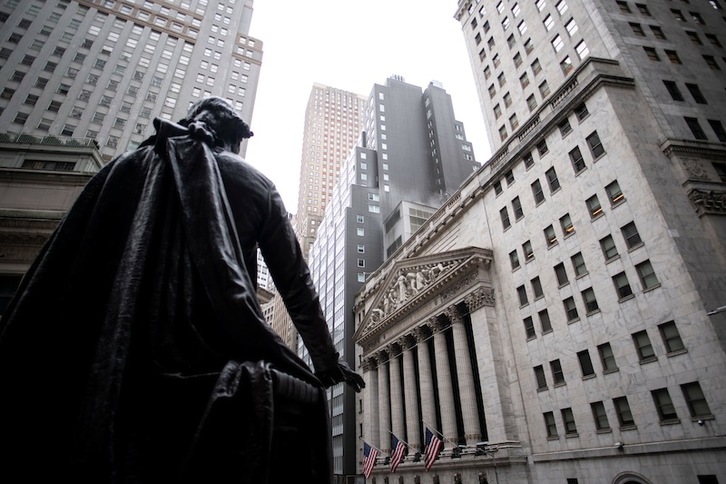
[353,246,492,342]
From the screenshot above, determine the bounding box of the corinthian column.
[363,357,380,450]
[447,306,481,445]
[433,317,458,447]
[415,323,436,448]
[389,343,405,446]
[377,349,391,454]
[402,335,421,451]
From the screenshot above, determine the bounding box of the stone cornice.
[354,247,493,351]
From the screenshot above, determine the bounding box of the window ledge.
[582,374,596,380]
[666,349,688,358]
[593,152,606,163]
[603,368,620,375]
[575,271,590,279]
[627,242,645,252]
[547,436,559,441]
[639,356,658,365]
[590,212,605,221]
[537,387,548,393]
[596,428,612,434]
[620,425,638,431]
[565,432,579,439]
[554,381,566,388]
[692,415,714,423]
[512,265,521,272]
[525,256,536,263]
[659,418,681,426]
[558,281,570,289]
[643,283,662,293]
[586,309,601,316]
[567,317,581,324]
[547,241,559,250]
[618,294,636,303]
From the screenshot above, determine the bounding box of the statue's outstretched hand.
[316,361,365,392]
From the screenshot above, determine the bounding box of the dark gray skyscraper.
[306,75,479,481]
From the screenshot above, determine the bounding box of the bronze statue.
[0,97,364,483]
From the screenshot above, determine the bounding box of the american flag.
[424,426,443,471]
[390,434,406,473]
[363,442,378,479]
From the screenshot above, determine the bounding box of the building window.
[663,80,684,101]
[591,401,610,431]
[559,118,572,137]
[629,22,645,36]
[357,259,365,268]
[512,196,524,220]
[560,56,574,75]
[561,408,577,435]
[685,117,708,140]
[598,343,618,372]
[543,14,554,31]
[357,228,365,236]
[586,131,605,158]
[574,103,589,121]
[523,240,534,261]
[531,180,545,204]
[571,252,587,277]
[586,194,602,218]
[544,411,558,438]
[681,382,712,418]
[357,244,365,254]
[614,396,635,428]
[575,41,589,59]
[537,139,549,157]
[621,221,642,249]
[551,34,564,52]
[612,271,633,300]
[569,146,586,174]
[633,330,656,362]
[531,276,544,299]
[708,120,726,142]
[563,296,579,322]
[605,180,625,205]
[494,180,503,195]
[550,359,565,385]
[539,80,551,97]
[534,365,547,390]
[510,250,521,270]
[665,50,682,64]
[500,207,511,230]
[545,225,558,248]
[524,316,536,339]
[539,309,553,333]
[617,1,630,14]
[684,83,708,105]
[527,94,538,111]
[560,213,574,236]
[517,285,529,306]
[636,260,659,290]
[523,152,535,169]
[545,167,560,192]
[554,262,569,286]
[600,235,619,261]
[582,287,599,314]
[659,321,685,354]
[651,26,667,39]
[652,388,679,422]
[644,47,660,61]
[577,349,595,377]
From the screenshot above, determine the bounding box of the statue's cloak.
[0,119,332,483]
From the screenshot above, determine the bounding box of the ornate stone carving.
[688,188,726,216]
[681,158,709,180]
[464,287,496,311]
[440,273,477,303]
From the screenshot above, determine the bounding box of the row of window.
[543,380,711,440]
[533,320,686,392]
[518,255,658,327]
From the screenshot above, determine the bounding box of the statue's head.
[178,96,253,154]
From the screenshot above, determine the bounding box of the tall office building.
[294,83,367,258]
[0,0,263,310]
[0,0,262,162]
[354,1,726,483]
[307,75,479,482]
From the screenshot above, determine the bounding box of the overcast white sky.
[245,0,492,211]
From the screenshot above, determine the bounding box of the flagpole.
[422,420,444,440]
[388,429,411,447]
